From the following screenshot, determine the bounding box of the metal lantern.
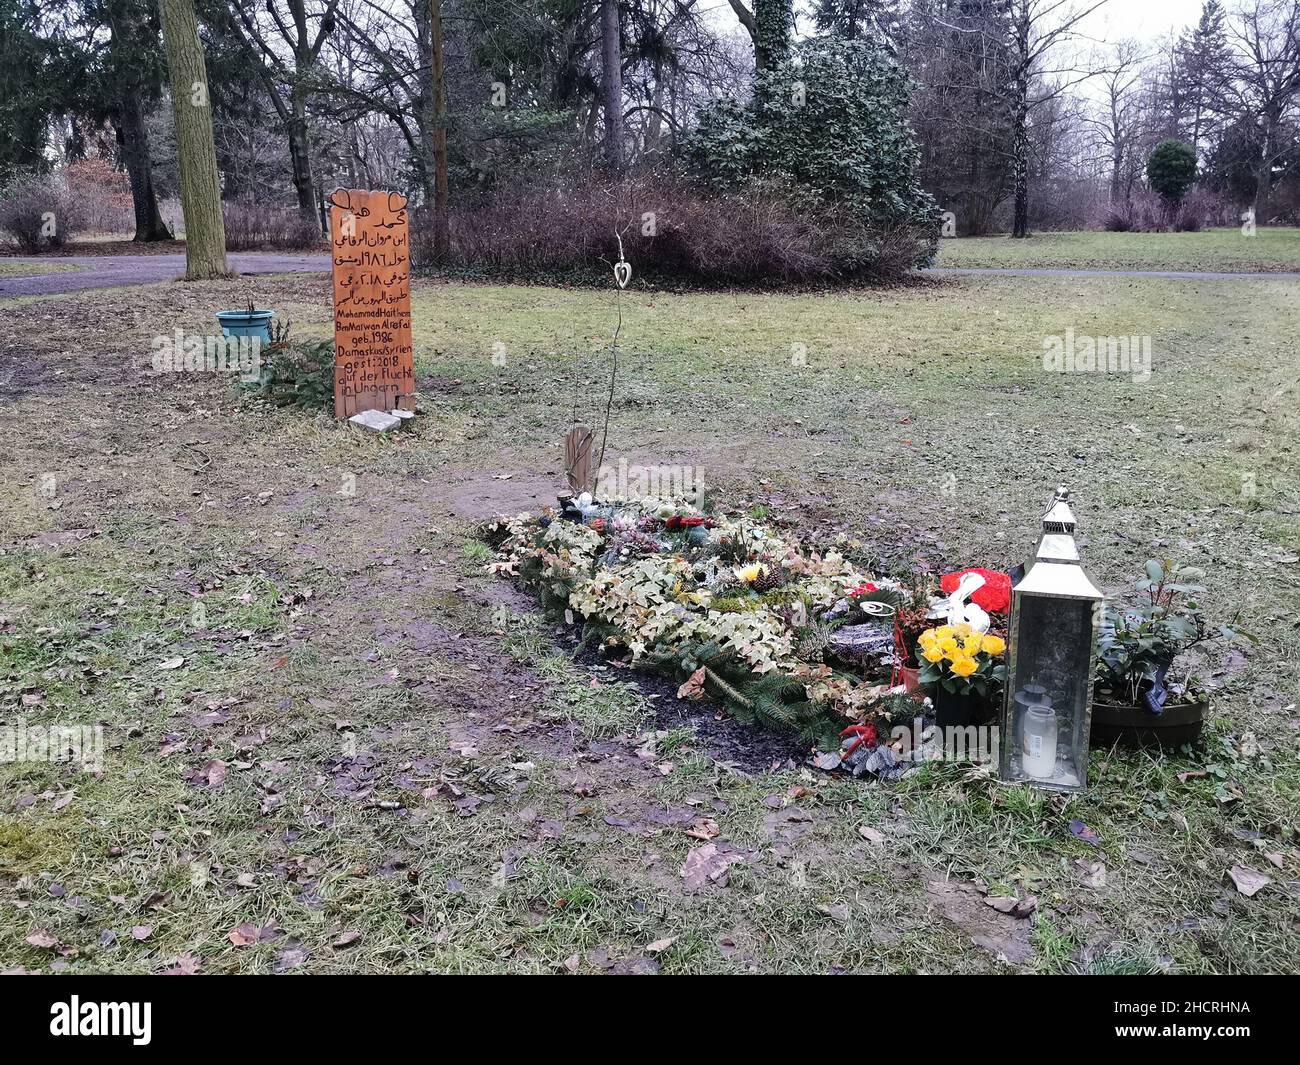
[999,488,1104,792]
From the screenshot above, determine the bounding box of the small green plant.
[1096,559,1241,705]
[242,337,334,409]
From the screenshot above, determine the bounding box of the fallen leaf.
[1076,860,1107,888]
[676,667,706,701]
[332,930,363,949]
[159,954,201,975]
[25,930,59,950]
[227,920,279,946]
[685,818,720,841]
[188,759,228,789]
[645,936,677,954]
[158,657,185,670]
[130,925,153,941]
[1228,865,1270,898]
[681,842,745,892]
[1069,819,1100,847]
[858,825,886,844]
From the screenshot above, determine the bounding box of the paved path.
[923,265,1300,281]
[5,254,1299,298]
[0,252,331,298]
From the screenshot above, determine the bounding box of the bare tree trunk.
[1011,14,1030,239]
[115,90,173,242]
[157,0,229,279]
[600,0,623,170]
[1255,112,1276,224]
[288,89,319,230]
[430,0,449,258]
[1011,92,1029,237]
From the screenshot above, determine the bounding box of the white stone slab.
[349,409,402,433]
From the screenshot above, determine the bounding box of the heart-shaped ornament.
[613,260,632,289]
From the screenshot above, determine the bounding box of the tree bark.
[288,90,318,229]
[600,0,623,170]
[416,0,449,259]
[1011,14,1030,239]
[1254,111,1277,224]
[115,90,173,242]
[157,0,229,278]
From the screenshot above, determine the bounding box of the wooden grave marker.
[328,189,416,419]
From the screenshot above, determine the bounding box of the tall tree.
[224,0,340,231]
[1176,0,1231,153]
[1005,0,1108,237]
[1090,40,1147,204]
[158,0,229,277]
[1224,0,1300,222]
[84,0,174,240]
[814,0,904,47]
[906,0,1016,235]
[0,0,67,182]
[600,0,623,168]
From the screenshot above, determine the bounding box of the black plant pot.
[1092,697,1209,748]
[932,686,980,728]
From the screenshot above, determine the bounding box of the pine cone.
[752,565,787,593]
[796,628,828,663]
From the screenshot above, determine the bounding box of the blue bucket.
[216,310,276,344]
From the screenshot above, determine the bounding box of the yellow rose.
[934,625,954,640]
[919,629,938,647]
[735,563,767,584]
[922,645,945,663]
[949,656,978,677]
[980,634,1006,656]
[939,637,960,657]
[962,635,983,654]
[953,622,973,637]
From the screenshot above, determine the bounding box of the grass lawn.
[935,227,1300,273]
[0,260,83,278]
[1,271,1297,974]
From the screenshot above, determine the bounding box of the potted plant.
[917,623,1006,726]
[216,298,276,345]
[1093,558,1240,747]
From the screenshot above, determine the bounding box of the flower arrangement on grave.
[484,497,904,748]
[939,567,1011,615]
[916,623,1007,698]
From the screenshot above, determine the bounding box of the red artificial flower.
[590,518,606,533]
[680,516,706,527]
[838,720,878,756]
[849,582,878,597]
[940,567,1011,614]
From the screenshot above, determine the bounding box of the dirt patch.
[924,873,1035,965]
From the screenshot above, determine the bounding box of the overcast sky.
[695,1,1214,47]
[1084,0,1206,44]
